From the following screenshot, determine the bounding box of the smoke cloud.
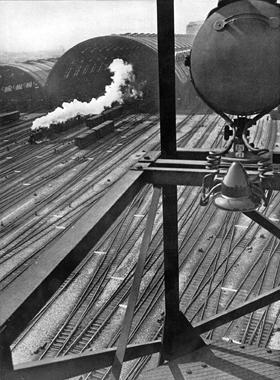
[31,58,138,130]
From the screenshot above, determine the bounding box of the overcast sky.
[0,0,217,52]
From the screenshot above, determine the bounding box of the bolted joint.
[224,125,233,141]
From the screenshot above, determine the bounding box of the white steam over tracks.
[31,58,139,131]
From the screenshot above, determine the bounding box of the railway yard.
[1,0,280,378]
[1,108,280,379]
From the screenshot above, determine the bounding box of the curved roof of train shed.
[0,59,56,89]
[46,34,192,105]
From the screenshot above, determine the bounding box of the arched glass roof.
[0,59,56,89]
[46,34,192,105]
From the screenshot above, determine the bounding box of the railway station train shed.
[0,59,56,112]
[45,33,207,113]
[3,1,280,379]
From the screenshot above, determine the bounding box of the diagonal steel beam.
[244,210,280,239]
[111,186,161,380]
[0,170,144,345]
[194,285,280,335]
[9,341,162,380]
[6,286,280,379]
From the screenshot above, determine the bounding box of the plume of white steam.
[31,58,138,130]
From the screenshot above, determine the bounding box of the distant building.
[0,59,56,112]
[186,21,203,44]
[46,34,195,113]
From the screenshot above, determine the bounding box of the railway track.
[8,110,280,380]
[0,114,148,203]
[119,115,280,378]
[14,187,226,379]
[0,109,210,289]
[1,113,154,223]
[123,202,280,378]
[11,187,224,375]
[119,116,280,378]
[0,113,47,158]
[12,185,190,335]
[0,113,162,289]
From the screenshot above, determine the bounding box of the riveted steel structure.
[0,59,56,112]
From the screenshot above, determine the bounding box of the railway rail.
[0,108,214,291]
[0,114,154,216]
[0,113,160,289]
[4,110,280,380]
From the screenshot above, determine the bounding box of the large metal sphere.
[190,0,280,115]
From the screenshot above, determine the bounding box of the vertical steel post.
[157,0,177,158]
[162,184,180,318]
[157,0,179,310]
[156,0,205,361]
[157,0,180,358]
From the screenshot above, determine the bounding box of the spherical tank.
[190,0,280,115]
